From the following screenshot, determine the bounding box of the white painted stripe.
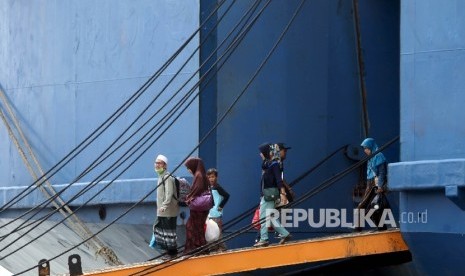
[0,265,12,276]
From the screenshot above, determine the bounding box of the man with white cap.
[153,154,179,259]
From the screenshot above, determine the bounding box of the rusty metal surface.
[83,229,409,276]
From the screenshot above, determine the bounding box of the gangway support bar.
[84,229,409,276]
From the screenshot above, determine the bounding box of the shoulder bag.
[188,190,214,211]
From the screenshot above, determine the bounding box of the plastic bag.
[252,208,261,230]
[149,232,157,249]
[251,207,274,231]
[370,192,389,211]
[205,218,220,243]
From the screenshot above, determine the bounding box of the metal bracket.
[344,144,363,161]
[445,185,465,210]
[38,259,50,276]
[68,254,83,276]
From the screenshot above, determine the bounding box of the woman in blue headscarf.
[361,138,387,192]
[355,138,389,231]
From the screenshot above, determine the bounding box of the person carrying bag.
[253,143,292,247]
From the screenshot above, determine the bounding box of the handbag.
[252,208,261,230]
[282,179,296,203]
[188,191,213,211]
[263,187,279,201]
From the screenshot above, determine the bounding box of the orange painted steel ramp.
[84,229,409,276]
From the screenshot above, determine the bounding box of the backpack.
[172,176,191,207]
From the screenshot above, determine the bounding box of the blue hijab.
[361,138,386,179]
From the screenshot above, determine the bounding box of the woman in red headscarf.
[183,157,210,254]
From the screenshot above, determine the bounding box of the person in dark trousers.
[153,154,179,259]
[354,138,389,231]
[206,168,230,252]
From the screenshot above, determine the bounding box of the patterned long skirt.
[183,210,209,254]
[153,216,178,255]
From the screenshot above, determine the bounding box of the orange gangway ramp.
[84,229,409,275]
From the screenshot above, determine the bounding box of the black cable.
[143,144,346,264]
[287,136,399,210]
[133,210,270,276]
[4,0,267,263]
[0,0,261,240]
[1,0,254,232]
[10,0,279,272]
[0,0,235,230]
[137,135,398,275]
[0,0,228,213]
[12,0,314,274]
[222,144,348,231]
[72,0,238,183]
[16,0,390,270]
[0,85,195,242]
[10,7,270,275]
[131,0,311,274]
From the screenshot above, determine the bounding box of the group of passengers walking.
[153,155,229,259]
[151,137,389,259]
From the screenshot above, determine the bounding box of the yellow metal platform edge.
[84,229,409,276]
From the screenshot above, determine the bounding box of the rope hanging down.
[352,0,370,138]
[0,0,241,240]
[133,0,310,273]
[0,0,231,231]
[12,0,279,273]
[137,136,398,275]
[1,0,258,240]
[0,0,229,214]
[0,88,121,265]
[0,1,231,264]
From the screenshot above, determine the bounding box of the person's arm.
[375,162,387,192]
[271,163,284,189]
[216,184,230,209]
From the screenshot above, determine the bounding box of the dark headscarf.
[185,157,209,198]
[259,143,271,159]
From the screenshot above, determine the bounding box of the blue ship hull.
[0,0,463,274]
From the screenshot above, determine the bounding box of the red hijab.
[185,157,209,198]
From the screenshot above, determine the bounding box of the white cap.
[156,154,168,165]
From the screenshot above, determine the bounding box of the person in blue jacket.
[206,168,230,252]
[355,138,389,231]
